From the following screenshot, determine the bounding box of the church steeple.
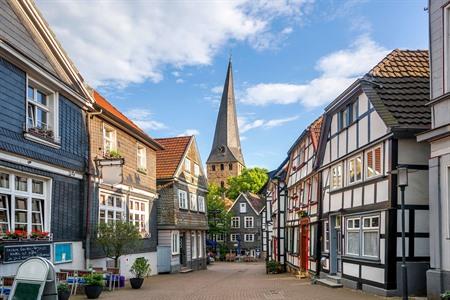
[206,60,245,188]
[207,59,245,166]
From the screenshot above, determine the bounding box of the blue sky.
[38,0,428,171]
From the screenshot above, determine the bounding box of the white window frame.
[26,76,59,143]
[244,216,254,228]
[197,231,203,258]
[230,234,239,242]
[184,158,191,173]
[198,196,205,212]
[445,4,450,92]
[99,191,125,224]
[103,124,117,154]
[216,232,224,242]
[129,197,149,237]
[362,216,380,258]
[194,164,200,177]
[231,216,240,228]
[191,231,197,258]
[331,163,343,190]
[178,190,188,209]
[240,203,247,213]
[0,170,50,236]
[171,230,180,255]
[244,234,254,242]
[136,144,147,172]
[365,145,383,179]
[347,155,363,185]
[323,220,330,252]
[190,193,197,211]
[345,217,360,256]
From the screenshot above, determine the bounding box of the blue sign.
[54,243,72,264]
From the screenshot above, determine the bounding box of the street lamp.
[397,166,408,300]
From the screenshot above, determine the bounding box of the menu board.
[3,244,51,263]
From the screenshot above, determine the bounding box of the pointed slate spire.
[207,59,245,165]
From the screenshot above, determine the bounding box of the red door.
[301,223,309,271]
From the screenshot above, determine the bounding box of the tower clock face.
[218,145,225,153]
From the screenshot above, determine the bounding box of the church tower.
[207,60,245,188]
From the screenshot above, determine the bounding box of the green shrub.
[266,260,281,273]
[130,257,151,278]
[84,273,104,287]
[442,291,450,299]
[57,282,70,293]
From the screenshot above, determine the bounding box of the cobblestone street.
[73,262,382,300]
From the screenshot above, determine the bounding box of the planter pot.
[58,290,71,300]
[84,285,102,299]
[129,278,144,289]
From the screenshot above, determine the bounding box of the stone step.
[325,274,342,284]
[180,268,193,273]
[316,278,343,288]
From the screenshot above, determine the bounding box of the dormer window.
[25,77,59,145]
[337,102,358,131]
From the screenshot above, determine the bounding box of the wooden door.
[301,224,309,271]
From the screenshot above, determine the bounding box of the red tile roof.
[93,90,163,150]
[154,136,192,179]
[369,49,429,78]
[309,116,323,150]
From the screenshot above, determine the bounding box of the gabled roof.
[1,1,92,103]
[207,60,245,165]
[93,91,163,151]
[154,136,192,179]
[362,49,430,130]
[287,116,324,155]
[227,192,264,215]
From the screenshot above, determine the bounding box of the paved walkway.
[73,262,383,300]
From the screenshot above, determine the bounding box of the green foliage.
[96,221,142,268]
[442,291,450,299]
[226,167,268,200]
[106,150,122,158]
[207,183,232,238]
[84,273,105,287]
[266,260,282,274]
[130,257,151,278]
[57,283,70,293]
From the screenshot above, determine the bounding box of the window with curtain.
[345,215,380,259]
[331,164,343,189]
[366,146,382,178]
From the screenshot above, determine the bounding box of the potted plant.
[105,150,122,159]
[129,257,151,289]
[83,273,104,299]
[57,283,71,300]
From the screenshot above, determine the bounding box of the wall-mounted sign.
[54,243,72,264]
[3,244,51,263]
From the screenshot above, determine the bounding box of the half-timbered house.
[285,117,323,277]
[317,50,430,296]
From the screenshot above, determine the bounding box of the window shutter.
[374,147,381,173]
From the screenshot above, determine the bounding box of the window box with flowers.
[30,229,50,240]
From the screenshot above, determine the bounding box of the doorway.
[329,215,342,275]
[180,232,186,267]
[300,222,309,271]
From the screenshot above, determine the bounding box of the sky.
[37,0,428,171]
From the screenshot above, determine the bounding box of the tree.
[96,221,142,268]
[207,183,232,250]
[226,167,269,200]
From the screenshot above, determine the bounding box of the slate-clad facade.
[0,0,92,275]
[416,1,450,298]
[86,91,163,277]
[155,136,208,273]
[227,192,264,257]
[317,50,431,296]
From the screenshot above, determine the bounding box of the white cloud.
[37,0,310,87]
[176,78,185,84]
[211,86,223,94]
[125,109,166,131]
[178,129,200,136]
[241,35,389,107]
[172,71,181,77]
[238,115,298,133]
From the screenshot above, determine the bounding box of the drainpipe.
[85,109,103,269]
[437,157,443,293]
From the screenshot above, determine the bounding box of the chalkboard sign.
[3,244,51,263]
[11,282,41,300]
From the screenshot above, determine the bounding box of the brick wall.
[88,115,157,192]
[206,161,244,188]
